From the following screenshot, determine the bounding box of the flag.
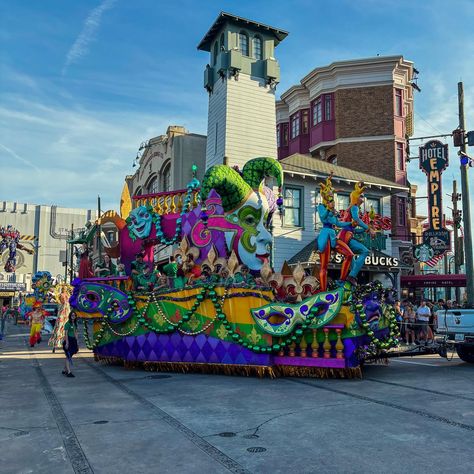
[425,254,443,268]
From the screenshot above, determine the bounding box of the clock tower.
[198,12,288,170]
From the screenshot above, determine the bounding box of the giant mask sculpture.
[200,158,283,271]
[128,206,154,240]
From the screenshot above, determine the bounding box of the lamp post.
[457,82,474,307]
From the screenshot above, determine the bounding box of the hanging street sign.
[418,140,451,257]
[413,243,434,263]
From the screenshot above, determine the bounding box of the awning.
[401,274,467,288]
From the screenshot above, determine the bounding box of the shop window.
[148,176,158,194]
[283,187,302,227]
[162,163,171,192]
[366,197,380,215]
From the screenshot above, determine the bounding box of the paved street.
[1,320,473,474]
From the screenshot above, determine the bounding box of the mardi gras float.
[70,158,400,378]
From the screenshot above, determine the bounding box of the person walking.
[62,311,79,377]
[0,305,7,340]
[28,302,45,347]
[404,304,416,346]
[48,286,70,352]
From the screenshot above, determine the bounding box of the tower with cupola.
[198,12,288,170]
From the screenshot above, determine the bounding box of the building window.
[325,94,332,120]
[396,142,404,170]
[312,98,322,125]
[239,32,249,56]
[220,33,225,50]
[282,123,289,146]
[107,231,116,244]
[213,41,218,66]
[336,193,350,212]
[291,113,300,139]
[398,198,406,226]
[302,110,309,134]
[276,124,280,147]
[366,197,380,215]
[395,89,403,116]
[162,163,171,192]
[283,187,302,227]
[148,176,158,194]
[252,35,262,60]
[327,154,337,165]
[135,187,142,197]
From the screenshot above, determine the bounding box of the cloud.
[62,0,117,75]
[0,143,41,174]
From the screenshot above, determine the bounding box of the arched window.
[327,155,337,165]
[162,162,171,192]
[239,31,249,56]
[147,176,158,194]
[213,41,218,66]
[135,187,142,197]
[252,35,262,60]
[219,33,225,50]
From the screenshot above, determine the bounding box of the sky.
[1,0,473,228]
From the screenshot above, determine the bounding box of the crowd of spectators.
[393,298,463,346]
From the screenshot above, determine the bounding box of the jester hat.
[350,181,366,206]
[200,157,284,212]
[319,172,335,206]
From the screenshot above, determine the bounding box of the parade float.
[70,158,400,378]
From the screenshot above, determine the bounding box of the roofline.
[301,55,413,86]
[280,162,409,192]
[197,11,289,51]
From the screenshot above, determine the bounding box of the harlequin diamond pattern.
[96,332,271,366]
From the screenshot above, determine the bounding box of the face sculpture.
[225,191,272,271]
[128,206,153,239]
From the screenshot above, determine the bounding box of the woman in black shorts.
[62,311,79,377]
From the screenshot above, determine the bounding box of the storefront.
[0,282,27,308]
[400,274,467,301]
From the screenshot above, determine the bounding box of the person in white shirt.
[416,300,431,343]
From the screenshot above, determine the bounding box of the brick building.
[276,56,415,258]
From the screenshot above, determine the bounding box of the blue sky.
[1,0,473,229]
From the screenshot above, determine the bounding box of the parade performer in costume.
[131,253,148,288]
[48,286,70,351]
[316,174,354,291]
[338,181,372,285]
[62,311,78,377]
[78,244,94,279]
[28,302,45,347]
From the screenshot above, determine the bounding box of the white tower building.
[198,12,288,170]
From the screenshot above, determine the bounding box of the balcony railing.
[132,189,201,215]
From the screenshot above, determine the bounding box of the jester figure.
[200,157,284,271]
[27,302,45,347]
[316,174,354,291]
[338,181,373,285]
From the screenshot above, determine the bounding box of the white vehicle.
[436,308,474,363]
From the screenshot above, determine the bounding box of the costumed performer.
[338,181,373,285]
[62,311,79,377]
[78,244,94,279]
[28,302,45,347]
[317,174,354,291]
[131,252,148,288]
[48,286,70,352]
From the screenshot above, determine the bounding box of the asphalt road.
[1,321,473,474]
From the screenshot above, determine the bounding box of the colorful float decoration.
[70,158,399,378]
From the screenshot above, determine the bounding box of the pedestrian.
[415,300,431,344]
[0,305,6,340]
[405,304,416,346]
[62,311,79,377]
